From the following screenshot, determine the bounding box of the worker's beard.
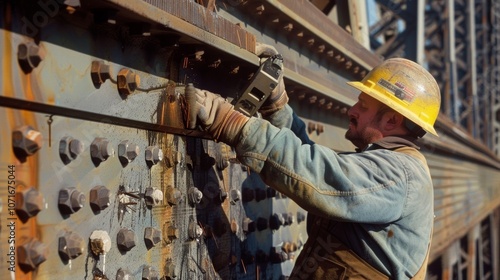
[345,121,383,150]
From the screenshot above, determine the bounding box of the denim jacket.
[235,105,434,279]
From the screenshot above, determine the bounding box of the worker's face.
[345,93,386,149]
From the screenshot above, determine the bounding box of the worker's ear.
[383,112,405,132]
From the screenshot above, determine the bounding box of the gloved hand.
[185,84,249,146]
[258,74,288,117]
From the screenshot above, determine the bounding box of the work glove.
[185,84,249,146]
[254,43,289,118]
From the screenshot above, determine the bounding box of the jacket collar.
[358,136,420,152]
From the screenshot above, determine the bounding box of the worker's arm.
[234,117,432,223]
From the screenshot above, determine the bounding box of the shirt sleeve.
[235,117,427,224]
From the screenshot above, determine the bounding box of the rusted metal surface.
[1,0,500,279]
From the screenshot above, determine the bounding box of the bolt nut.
[269,213,284,230]
[166,225,179,241]
[15,187,44,221]
[242,217,255,233]
[116,268,132,280]
[142,265,159,280]
[58,187,86,215]
[58,232,85,261]
[117,228,136,252]
[270,246,288,263]
[229,189,241,205]
[117,68,140,96]
[144,188,163,208]
[17,42,42,73]
[89,185,110,211]
[12,125,42,161]
[145,146,163,166]
[17,238,48,272]
[188,221,203,240]
[59,136,84,164]
[118,140,140,164]
[144,227,162,249]
[90,60,112,88]
[165,186,182,205]
[90,137,114,163]
[187,187,203,205]
[256,217,268,231]
[164,260,177,279]
[89,230,111,256]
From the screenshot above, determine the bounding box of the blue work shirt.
[235,105,434,279]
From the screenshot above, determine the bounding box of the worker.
[184,57,440,279]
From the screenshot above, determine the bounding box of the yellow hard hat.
[347,58,441,136]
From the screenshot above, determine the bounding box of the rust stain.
[387,229,394,238]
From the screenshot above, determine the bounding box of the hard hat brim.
[347,81,439,137]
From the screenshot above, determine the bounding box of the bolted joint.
[118,140,140,164]
[116,268,132,280]
[58,232,85,261]
[17,42,42,73]
[164,260,177,279]
[188,221,203,240]
[90,60,112,88]
[144,227,162,249]
[144,187,163,208]
[117,68,140,97]
[17,238,48,272]
[12,125,42,162]
[89,185,110,211]
[142,265,159,280]
[117,228,136,252]
[165,186,182,206]
[58,187,85,215]
[89,230,111,256]
[90,137,114,164]
[187,187,203,205]
[145,146,163,166]
[59,136,84,164]
[15,187,44,222]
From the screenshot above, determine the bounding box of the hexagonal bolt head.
[270,246,288,263]
[144,227,162,249]
[59,136,84,164]
[145,146,163,166]
[89,185,110,211]
[144,188,163,208]
[117,228,136,252]
[188,221,203,240]
[142,265,159,280]
[166,225,179,241]
[164,261,177,279]
[165,186,182,205]
[58,232,85,261]
[90,60,112,88]
[17,238,48,272]
[90,137,114,163]
[58,187,86,215]
[15,187,44,221]
[117,68,140,96]
[242,217,255,233]
[118,140,140,164]
[187,187,203,205]
[17,42,42,73]
[229,189,241,205]
[12,125,42,162]
[116,268,133,280]
[89,230,111,256]
[269,213,284,230]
